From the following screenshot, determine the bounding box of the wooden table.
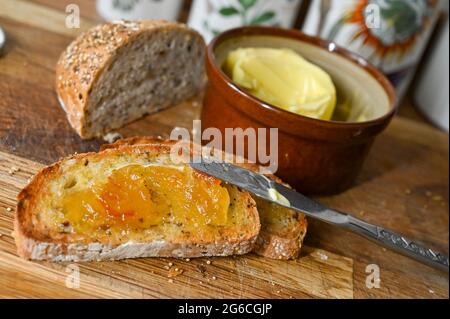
[0,0,448,299]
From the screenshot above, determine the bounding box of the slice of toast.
[101,137,308,260]
[14,143,260,262]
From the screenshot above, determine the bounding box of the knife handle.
[345,215,449,272]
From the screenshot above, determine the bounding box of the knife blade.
[190,161,449,272]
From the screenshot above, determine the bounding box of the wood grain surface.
[0,0,448,299]
[0,149,354,299]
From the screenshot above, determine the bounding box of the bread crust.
[253,213,307,260]
[101,137,308,260]
[55,20,205,138]
[14,142,259,261]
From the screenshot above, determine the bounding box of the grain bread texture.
[14,143,260,262]
[253,198,307,260]
[101,137,308,260]
[55,20,205,139]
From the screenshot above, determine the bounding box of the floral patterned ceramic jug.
[188,0,304,42]
[302,0,443,102]
[96,0,184,21]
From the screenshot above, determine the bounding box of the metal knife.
[190,161,449,272]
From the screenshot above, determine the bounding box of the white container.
[415,17,449,131]
[302,0,443,102]
[96,0,183,21]
[188,0,303,42]
[0,26,5,56]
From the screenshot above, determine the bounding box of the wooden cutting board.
[0,150,354,299]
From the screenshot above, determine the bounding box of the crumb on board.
[103,132,123,144]
[211,276,217,280]
[206,260,211,265]
[429,289,435,294]
[168,267,184,278]
[168,279,174,283]
[196,264,206,274]
[317,252,329,261]
[6,207,12,212]
[168,262,173,267]
[8,166,19,175]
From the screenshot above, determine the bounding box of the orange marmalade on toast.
[51,164,230,239]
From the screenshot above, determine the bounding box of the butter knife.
[190,161,449,272]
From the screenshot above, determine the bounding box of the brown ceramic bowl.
[201,26,397,195]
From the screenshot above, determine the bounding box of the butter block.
[224,48,337,121]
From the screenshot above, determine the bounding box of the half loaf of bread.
[56,20,205,139]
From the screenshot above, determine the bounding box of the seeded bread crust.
[56,20,205,139]
[14,143,260,262]
[101,137,308,260]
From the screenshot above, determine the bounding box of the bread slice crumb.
[8,167,19,175]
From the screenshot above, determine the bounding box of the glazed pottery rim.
[207,26,398,129]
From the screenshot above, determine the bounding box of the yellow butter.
[268,188,290,207]
[224,48,337,121]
